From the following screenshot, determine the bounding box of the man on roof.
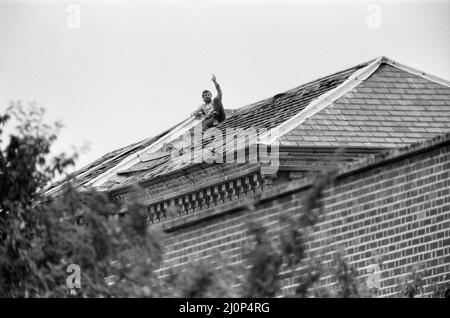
[192,74,226,131]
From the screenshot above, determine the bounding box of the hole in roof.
[301,89,312,97]
[273,93,287,100]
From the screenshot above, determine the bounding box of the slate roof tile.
[280,64,450,148]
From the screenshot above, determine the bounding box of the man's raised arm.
[212,74,222,100]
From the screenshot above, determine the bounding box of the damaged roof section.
[45,56,450,195]
[100,60,373,191]
[43,122,177,195]
[215,60,370,131]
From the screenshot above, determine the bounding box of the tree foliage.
[0,102,164,297]
[1,102,448,298]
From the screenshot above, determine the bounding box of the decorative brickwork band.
[145,172,264,223]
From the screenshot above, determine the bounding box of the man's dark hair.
[202,90,211,96]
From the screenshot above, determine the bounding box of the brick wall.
[156,133,450,297]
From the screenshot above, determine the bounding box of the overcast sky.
[1,0,449,170]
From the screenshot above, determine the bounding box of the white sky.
[1,0,449,170]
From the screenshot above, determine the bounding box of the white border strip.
[42,143,148,197]
[259,56,450,145]
[45,116,200,195]
[259,56,385,145]
[384,57,450,88]
[85,117,201,188]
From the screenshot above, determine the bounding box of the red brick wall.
[157,134,450,297]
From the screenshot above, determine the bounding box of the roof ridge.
[258,57,385,145]
[233,58,375,115]
[379,56,450,88]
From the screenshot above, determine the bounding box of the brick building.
[46,56,450,297]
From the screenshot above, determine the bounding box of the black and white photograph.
[0,0,449,304]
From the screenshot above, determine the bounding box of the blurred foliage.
[0,102,165,297]
[1,102,448,298]
[241,169,373,298]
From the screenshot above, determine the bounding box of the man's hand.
[212,74,217,84]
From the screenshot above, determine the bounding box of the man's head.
[202,90,212,103]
